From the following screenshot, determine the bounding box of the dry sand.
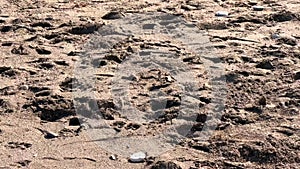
[0,0,299,168]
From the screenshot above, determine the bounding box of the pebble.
[181,4,197,11]
[45,131,59,139]
[271,33,280,39]
[215,11,229,17]
[109,154,118,160]
[129,152,146,163]
[253,6,265,11]
[294,71,300,80]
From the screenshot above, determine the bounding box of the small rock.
[253,6,264,11]
[270,10,297,22]
[30,21,52,28]
[69,117,81,126]
[36,128,59,139]
[271,33,280,39]
[151,161,182,169]
[102,11,124,20]
[17,160,31,167]
[277,36,297,46]
[258,96,267,105]
[196,113,207,123]
[11,45,28,55]
[215,11,229,17]
[256,60,274,70]
[104,54,123,63]
[294,71,300,80]
[0,25,13,32]
[39,62,55,69]
[45,131,59,139]
[181,4,197,11]
[19,85,29,90]
[125,123,141,130]
[69,23,100,34]
[11,18,23,24]
[2,41,13,46]
[109,154,118,160]
[129,152,146,163]
[67,51,80,56]
[191,142,210,152]
[0,66,12,74]
[54,60,69,66]
[36,47,51,55]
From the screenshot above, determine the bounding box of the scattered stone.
[17,160,31,167]
[102,11,124,20]
[129,152,146,163]
[253,6,264,11]
[215,11,229,17]
[6,142,32,150]
[11,45,28,55]
[151,161,182,169]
